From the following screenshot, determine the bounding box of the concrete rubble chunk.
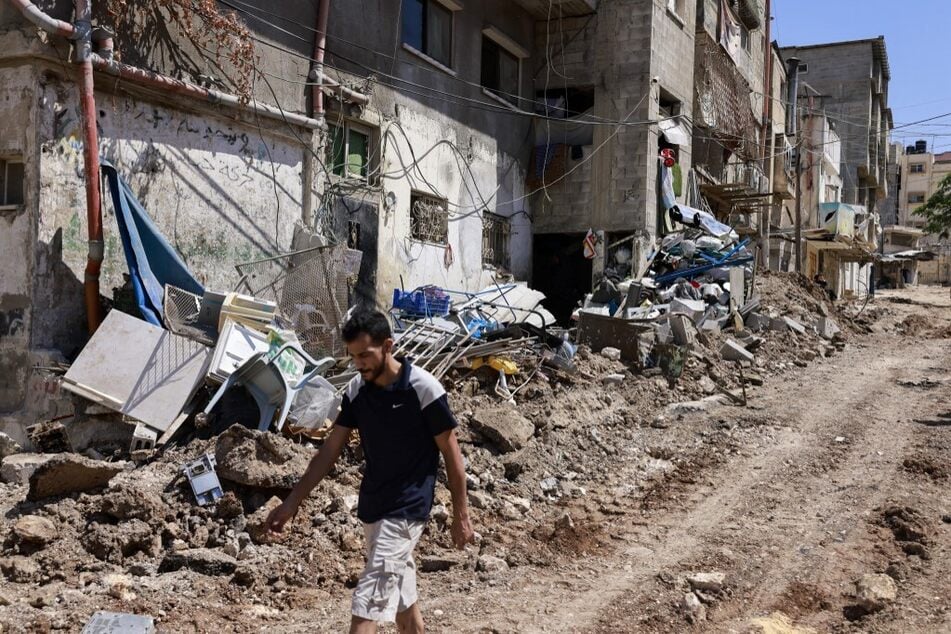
[817,316,840,340]
[158,548,238,576]
[669,314,696,347]
[0,432,21,460]
[720,338,754,363]
[782,316,807,334]
[745,312,770,332]
[855,573,897,612]
[12,515,58,546]
[670,298,707,324]
[687,571,726,593]
[699,319,723,336]
[27,454,126,501]
[682,591,706,623]
[470,407,535,453]
[247,496,285,544]
[601,373,625,386]
[599,346,621,361]
[0,453,56,485]
[0,555,40,582]
[215,425,311,489]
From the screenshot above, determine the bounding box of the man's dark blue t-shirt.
[335,357,457,524]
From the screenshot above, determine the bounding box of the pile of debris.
[0,216,858,629]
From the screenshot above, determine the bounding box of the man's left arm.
[434,429,474,549]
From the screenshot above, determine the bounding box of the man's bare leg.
[349,616,377,634]
[395,603,424,634]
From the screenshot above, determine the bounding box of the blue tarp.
[101,160,203,326]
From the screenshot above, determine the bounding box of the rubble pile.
[0,211,861,628]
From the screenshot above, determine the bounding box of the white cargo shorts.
[351,518,426,622]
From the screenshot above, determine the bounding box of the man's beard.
[360,363,385,382]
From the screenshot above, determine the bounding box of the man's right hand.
[266,498,299,533]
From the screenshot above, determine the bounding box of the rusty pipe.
[8,0,77,38]
[75,0,103,334]
[312,0,330,117]
[89,54,324,129]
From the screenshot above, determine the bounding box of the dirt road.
[418,286,951,633]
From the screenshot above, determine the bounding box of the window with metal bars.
[410,192,449,244]
[482,211,510,268]
[0,158,25,206]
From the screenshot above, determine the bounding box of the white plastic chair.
[203,342,334,432]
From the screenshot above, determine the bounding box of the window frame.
[908,192,926,204]
[325,119,375,184]
[480,26,528,108]
[481,211,510,268]
[400,0,459,71]
[909,163,925,174]
[409,191,450,245]
[0,157,25,208]
[666,0,686,25]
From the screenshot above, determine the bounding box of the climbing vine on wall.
[105,0,258,102]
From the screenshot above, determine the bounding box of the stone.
[246,496,284,544]
[508,496,531,513]
[215,425,312,489]
[720,338,754,363]
[12,515,58,546]
[431,504,450,523]
[601,373,625,386]
[699,319,723,337]
[745,312,770,332]
[101,573,137,601]
[214,491,244,520]
[0,555,40,582]
[555,512,575,532]
[539,477,559,494]
[0,453,55,485]
[27,454,125,500]
[0,432,21,460]
[468,490,491,510]
[699,376,717,395]
[687,571,726,594]
[817,316,840,340]
[854,573,897,612]
[799,349,817,362]
[82,519,158,562]
[159,548,238,576]
[476,555,509,573]
[682,591,706,623]
[470,407,535,453]
[599,346,622,361]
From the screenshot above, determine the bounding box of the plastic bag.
[287,375,341,430]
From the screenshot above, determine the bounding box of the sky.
[772,0,951,153]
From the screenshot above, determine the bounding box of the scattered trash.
[181,453,224,506]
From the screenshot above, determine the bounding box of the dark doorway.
[333,196,379,310]
[532,233,592,325]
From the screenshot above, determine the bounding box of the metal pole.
[786,56,802,273]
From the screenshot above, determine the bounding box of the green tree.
[914,173,951,238]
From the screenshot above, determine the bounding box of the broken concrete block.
[783,316,807,334]
[470,407,535,452]
[669,314,696,347]
[215,425,311,489]
[720,339,754,363]
[158,548,237,576]
[0,432,20,460]
[27,420,72,453]
[601,373,625,386]
[0,555,40,582]
[12,516,58,546]
[669,298,707,324]
[699,319,723,337]
[687,571,726,594]
[599,346,621,361]
[745,312,770,332]
[817,316,840,340]
[0,453,56,485]
[655,322,673,344]
[27,454,126,500]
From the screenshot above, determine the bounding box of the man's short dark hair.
[342,309,393,344]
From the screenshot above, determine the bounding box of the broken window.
[326,120,373,182]
[410,192,449,244]
[0,157,24,206]
[401,0,453,68]
[481,37,519,104]
[482,211,510,268]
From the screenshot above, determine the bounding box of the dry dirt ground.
[0,283,948,633]
[411,285,951,634]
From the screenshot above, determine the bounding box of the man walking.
[266,309,473,633]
